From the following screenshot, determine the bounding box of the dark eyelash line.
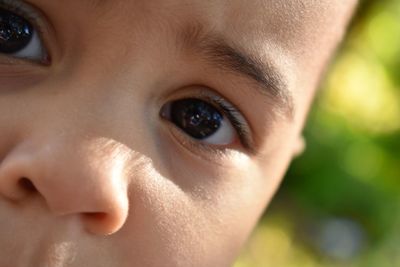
[206,95,254,152]
[0,0,40,24]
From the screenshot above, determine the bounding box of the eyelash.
[205,94,253,150]
[0,0,40,22]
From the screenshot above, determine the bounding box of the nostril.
[83,212,108,221]
[18,178,37,193]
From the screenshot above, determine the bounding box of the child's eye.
[160,98,239,146]
[0,5,47,63]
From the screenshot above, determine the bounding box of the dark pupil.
[0,8,33,54]
[171,99,223,140]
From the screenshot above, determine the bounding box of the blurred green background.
[235,0,400,266]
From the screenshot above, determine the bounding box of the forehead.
[78,0,355,80]
[38,0,355,65]
[85,0,354,50]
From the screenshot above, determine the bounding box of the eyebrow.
[179,24,295,119]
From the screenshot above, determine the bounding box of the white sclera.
[201,118,235,145]
[13,30,45,61]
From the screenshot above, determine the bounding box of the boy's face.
[0,0,356,266]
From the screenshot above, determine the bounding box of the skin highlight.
[0,0,357,266]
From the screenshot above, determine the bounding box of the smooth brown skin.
[0,1,356,266]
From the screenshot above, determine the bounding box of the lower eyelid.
[161,117,246,167]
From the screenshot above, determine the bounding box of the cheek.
[111,148,273,266]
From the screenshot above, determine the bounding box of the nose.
[0,138,130,236]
